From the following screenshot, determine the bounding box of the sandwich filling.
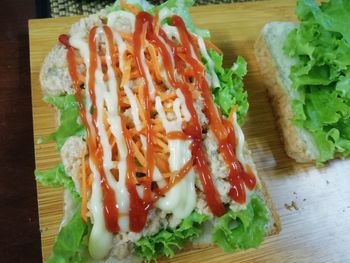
[36,1,270,262]
[65,9,256,258]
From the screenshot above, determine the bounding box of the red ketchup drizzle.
[66,27,120,233]
[135,12,225,217]
[134,13,155,204]
[104,26,149,232]
[121,116,149,232]
[171,15,256,204]
[58,34,71,48]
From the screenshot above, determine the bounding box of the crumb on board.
[285,201,299,211]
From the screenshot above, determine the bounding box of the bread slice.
[254,22,320,163]
[40,11,280,262]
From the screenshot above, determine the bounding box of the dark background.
[0,0,50,262]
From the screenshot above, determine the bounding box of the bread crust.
[254,26,318,163]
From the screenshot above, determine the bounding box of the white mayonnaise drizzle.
[124,82,142,131]
[158,7,173,22]
[70,26,134,259]
[112,30,127,74]
[154,96,196,219]
[197,35,220,88]
[139,45,156,99]
[162,24,180,42]
[175,89,191,121]
[70,28,114,260]
[88,162,113,260]
[232,112,252,170]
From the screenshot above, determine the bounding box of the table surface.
[0,0,51,262]
[29,1,350,263]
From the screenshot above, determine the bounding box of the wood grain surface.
[0,1,42,262]
[29,1,350,262]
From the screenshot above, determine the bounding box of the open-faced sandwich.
[35,0,280,262]
[255,0,350,163]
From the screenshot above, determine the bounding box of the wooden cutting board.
[29,1,350,262]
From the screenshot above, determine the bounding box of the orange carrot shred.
[81,149,88,222]
[120,0,140,15]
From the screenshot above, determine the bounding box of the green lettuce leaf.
[40,95,85,150]
[212,195,268,253]
[135,212,208,262]
[284,0,350,162]
[47,209,90,263]
[206,50,248,124]
[35,163,80,201]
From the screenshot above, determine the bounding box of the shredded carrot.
[156,151,169,161]
[155,153,170,173]
[135,138,142,149]
[151,118,162,124]
[159,91,177,101]
[131,140,147,167]
[204,39,223,55]
[88,172,93,188]
[155,132,167,140]
[146,45,163,82]
[128,128,139,137]
[74,56,84,64]
[121,57,131,87]
[120,31,134,42]
[164,107,175,113]
[152,124,165,133]
[78,74,85,84]
[155,137,169,153]
[153,12,160,35]
[120,0,140,15]
[154,145,165,153]
[183,68,195,77]
[111,168,119,181]
[81,149,88,222]
[126,43,134,54]
[137,84,146,121]
[191,89,201,100]
[190,33,223,54]
[228,105,238,124]
[176,47,186,53]
[162,172,177,178]
[130,69,141,79]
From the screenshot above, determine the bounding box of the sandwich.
[255,0,350,163]
[35,0,280,262]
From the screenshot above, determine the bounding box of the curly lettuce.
[212,195,268,253]
[135,212,208,262]
[47,209,90,263]
[206,50,248,124]
[39,95,85,150]
[35,163,80,201]
[136,196,269,262]
[284,0,350,162]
